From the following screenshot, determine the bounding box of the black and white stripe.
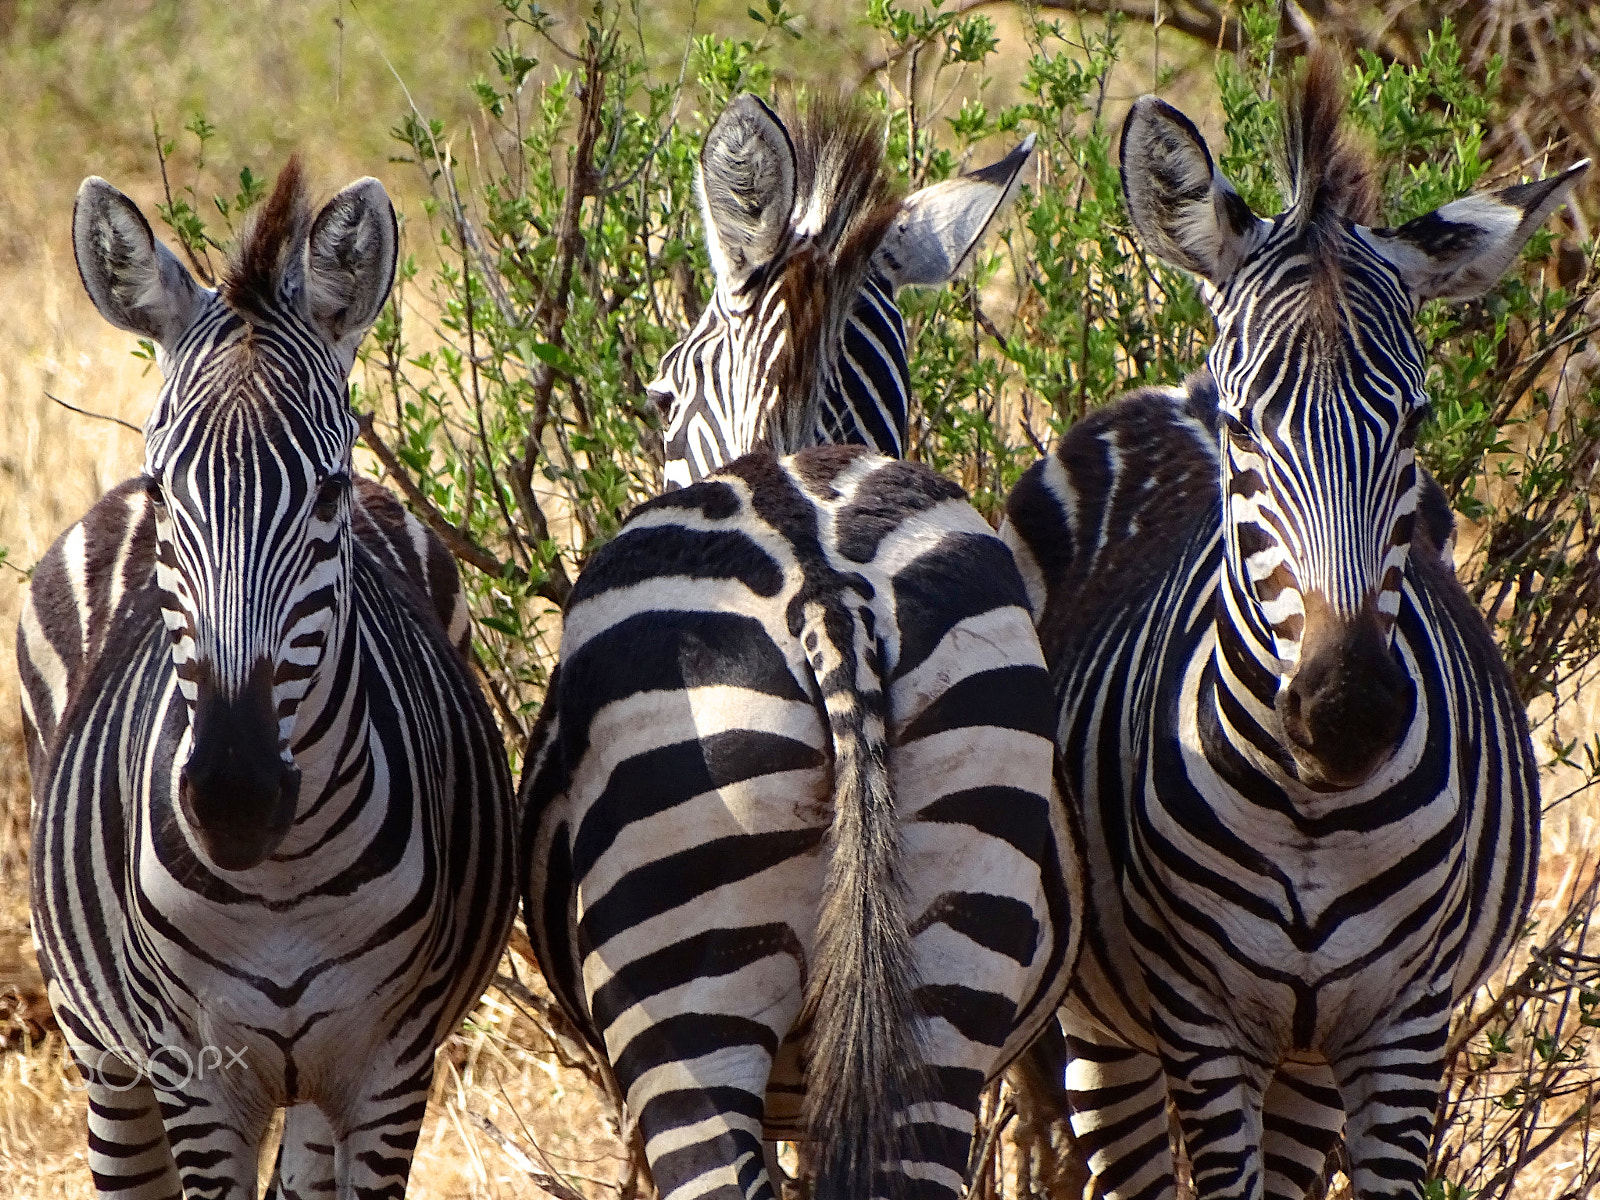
[660,273,912,483]
[1002,52,1585,1200]
[20,161,515,1200]
[654,93,1033,488]
[523,94,1076,1200]
[524,448,1077,1200]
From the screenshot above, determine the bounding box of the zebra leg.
[1260,1057,1343,1200]
[82,1072,182,1200]
[1329,996,1451,1200]
[1063,1032,1175,1200]
[1159,1043,1272,1200]
[56,1012,181,1200]
[624,1041,779,1200]
[264,1104,337,1200]
[152,1083,274,1200]
[333,1066,432,1200]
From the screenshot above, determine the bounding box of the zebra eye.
[1401,405,1430,439]
[313,474,350,521]
[143,476,168,513]
[1222,412,1254,445]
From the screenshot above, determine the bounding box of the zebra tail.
[800,595,927,1200]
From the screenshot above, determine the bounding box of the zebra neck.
[282,604,371,813]
[1198,561,1299,782]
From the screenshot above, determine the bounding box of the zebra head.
[72,159,398,869]
[1120,50,1585,789]
[656,93,1034,486]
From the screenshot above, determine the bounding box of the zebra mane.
[222,155,312,319]
[769,96,902,445]
[1282,47,1378,234]
[783,94,902,260]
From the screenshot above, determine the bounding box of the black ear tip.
[725,93,779,125]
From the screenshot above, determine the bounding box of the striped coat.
[1001,51,1580,1200]
[22,161,515,1200]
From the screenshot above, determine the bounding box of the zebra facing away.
[522,95,1079,1200]
[20,161,516,1199]
[1002,50,1585,1200]
[654,92,1035,485]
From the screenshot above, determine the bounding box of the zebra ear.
[1364,161,1589,303]
[1120,96,1262,283]
[874,134,1036,289]
[73,177,203,349]
[699,93,797,294]
[301,177,398,350]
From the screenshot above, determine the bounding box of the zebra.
[654,92,1035,485]
[19,159,517,1200]
[1001,49,1586,1200]
[522,94,1079,1200]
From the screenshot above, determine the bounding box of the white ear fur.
[1119,96,1262,283]
[874,134,1037,288]
[1364,161,1589,303]
[698,94,797,296]
[73,177,203,349]
[301,176,398,351]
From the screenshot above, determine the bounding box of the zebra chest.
[1132,699,1466,1039]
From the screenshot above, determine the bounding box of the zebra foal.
[522,95,1079,1200]
[1002,49,1584,1200]
[20,160,516,1199]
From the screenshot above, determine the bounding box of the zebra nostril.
[1284,687,1303,724]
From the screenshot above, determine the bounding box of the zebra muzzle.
[1277,595,1416,790]
[178,659,301,870]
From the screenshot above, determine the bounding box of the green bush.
[152,1,1600,1192]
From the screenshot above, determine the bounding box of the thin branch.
[467,1111,592,1200]
[355,410,576,609]
[44,391,142,434]
[472,645,527,747]
[151,115,216,286]
[859,0,1243,84]
[968,1097,1017,1197]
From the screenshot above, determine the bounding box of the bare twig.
[467,1111,591,1200]
[44,391,142,434]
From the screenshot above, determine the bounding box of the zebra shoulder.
[1004,376,1218,656]
[17,479,159,777]
[350,476,472,657]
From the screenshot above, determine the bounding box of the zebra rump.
[523,446,1078,1200]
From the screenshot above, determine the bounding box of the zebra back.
[656,94,1033,485]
